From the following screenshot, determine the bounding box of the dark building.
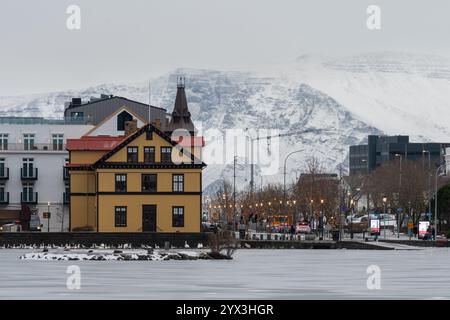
[64,95,168,129]
[349,135,449,176]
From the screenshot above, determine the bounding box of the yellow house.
[67,123,205,232]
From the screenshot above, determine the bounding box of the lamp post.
[283,149,305,224]
[395,154,403,238]
[382,196,387,239]
[423,150,432,216]
[47,201,51,233]
[434,164,447,242]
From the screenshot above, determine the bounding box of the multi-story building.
[0,117,94,230]
[349,135,450,176]
[67,83,205,232]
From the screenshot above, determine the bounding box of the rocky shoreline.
[19,249,233,261]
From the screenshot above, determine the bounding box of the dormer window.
[117,111,133,131]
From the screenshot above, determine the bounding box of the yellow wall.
[70,195,97,230]
[98,195,200,232]
[71,150,107,164]
[70,171,96,193]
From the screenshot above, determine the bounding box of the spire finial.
[177,76,185,89]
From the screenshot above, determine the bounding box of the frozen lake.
[1,248,450,299]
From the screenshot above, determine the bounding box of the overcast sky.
[1,0,449,96]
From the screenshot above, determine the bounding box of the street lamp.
[423,150,432,216]
[283,149,305,224]
[395,154,403,238]
[434,163,447,241]
[382,196,387,239]
[47,201,51,233]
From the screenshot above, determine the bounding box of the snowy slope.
[1,52,449,192]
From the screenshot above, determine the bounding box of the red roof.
[67,136,125,151]
[172,136,205,147]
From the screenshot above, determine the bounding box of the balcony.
[63,167,70,180]
[21,192,38,204]
[21,168,38,180]
[3,143,66,152]
[63,192,70,204]
[0,192,9,205]
[0,167,9,180]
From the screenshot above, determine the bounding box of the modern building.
[67,83,206,233]
[0,117,94,231]
[64,95,168,129]
[349,135,450,176]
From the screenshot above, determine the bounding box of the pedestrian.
[290,224,295,234]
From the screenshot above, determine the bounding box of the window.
[71,112,84,119]
[161,147,172,163]
[22,158,35,178]
[142,174,157,192]
[146,130,153,140]
[117,111,133,131]
[172,206,184,227]
[23,134,35,150]
[115,206,127,227]
[115,174,127,192]
[0,183,6,202]
[52,134,64,151]
[0,134,8,150]
[127,147,138,162]
[0,158,5,178]
[64,184,70,204]
[22,183,34,202]
[172,174,184,192]
[144,147,155,163]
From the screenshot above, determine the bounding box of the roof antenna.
[148,79,152,124]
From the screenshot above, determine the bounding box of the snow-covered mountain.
[1,52,449,193]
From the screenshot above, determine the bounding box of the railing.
[21,168,38,180]
[21,192,38,204]
[0,192,9,204]
[63,192,70,204]
[0,117,92,125]
[2,143,66,151]
[0,167,9,180]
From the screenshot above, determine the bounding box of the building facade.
[349,135,449,176]
[0,117,94,231]
[67,124,205,232]
[67,83,206,233]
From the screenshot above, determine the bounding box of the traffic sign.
[43,212,51,219]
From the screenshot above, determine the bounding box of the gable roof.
[93,123,205,168]
[83,106,147,136]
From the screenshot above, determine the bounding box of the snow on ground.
[1,249,450,299]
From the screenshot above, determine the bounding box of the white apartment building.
[0,117,94,231]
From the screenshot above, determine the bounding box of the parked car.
[379,213,397,229]
[295,222,311,234]
[29,214,42,231]
[0,223,20,232]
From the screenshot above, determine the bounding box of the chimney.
[124,119,138,136]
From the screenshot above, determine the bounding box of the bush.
[208,230,237,258]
